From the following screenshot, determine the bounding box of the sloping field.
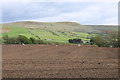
[2,45,119,78]
[2,26,36,38]
[2,22,95,43]
[1,21,118,43]
[4,21,91,32]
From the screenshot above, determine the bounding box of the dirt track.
[2,45,119,78]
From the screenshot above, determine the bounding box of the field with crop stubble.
[2,45,119,78]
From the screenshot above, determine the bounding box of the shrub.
[3,35,9,44]
[17,35,30,44]
[29,37,35,44]
[90,35,106,47]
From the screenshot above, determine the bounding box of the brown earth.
[2,45,119,78]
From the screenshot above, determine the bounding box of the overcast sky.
[1,0,118,25]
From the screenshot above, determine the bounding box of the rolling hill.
[3,21,93,32]
[1,21,118,44]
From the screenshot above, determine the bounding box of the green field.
[2,26,35,38]
[2,26,94,43]
[29,29,95,42]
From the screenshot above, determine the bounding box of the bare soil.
[2,45,119,78]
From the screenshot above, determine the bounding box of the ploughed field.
[2,45,119,78]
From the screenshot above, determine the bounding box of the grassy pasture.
[1,25,94,43]
[29,29,93,43]
[2,21,115,44]
[2,26,36,38]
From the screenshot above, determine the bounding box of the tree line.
[90,31,120,48]
[3,35,44,44]
[2,35,68,45]
[2,30,119,48]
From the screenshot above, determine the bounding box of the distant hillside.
[1,21,118,43]
[3,21,118,34]
[3,21,93,33]
[84,25,118,34]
